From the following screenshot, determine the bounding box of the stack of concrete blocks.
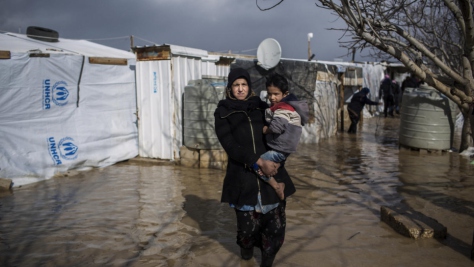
[0,178,12,192]
[380,205,447,239]
[180,146,227,170]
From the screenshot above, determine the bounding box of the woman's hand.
[256,158,280,177]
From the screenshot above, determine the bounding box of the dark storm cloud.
[1,0,362,61]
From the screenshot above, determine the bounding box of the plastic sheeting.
[0,33,138,186]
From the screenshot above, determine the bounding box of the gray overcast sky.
[1,0,371,61]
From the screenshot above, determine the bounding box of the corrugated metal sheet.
[202,54,233,77]
[171,56,202,159]
[135,43,212,160]
[135,44,209,160]
[136,60,173,159]
[169,45,208,58]
[202,60,217,76]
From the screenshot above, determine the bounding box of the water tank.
[183,76,226,150]
[26,26,59,42]
[399,84,457,150]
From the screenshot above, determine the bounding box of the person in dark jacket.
[214,68,296,267]
[401,73,420,94]
[347,87,381,133]
[379,74,395,117]
[400,73,420,109]
[392,79,401,114]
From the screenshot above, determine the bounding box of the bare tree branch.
[256,0,284,11]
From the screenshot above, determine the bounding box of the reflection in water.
[0,164,192,266]
[1,116,473,266]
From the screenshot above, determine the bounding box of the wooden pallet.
[398,144,450,154]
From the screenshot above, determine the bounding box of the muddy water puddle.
[1,116,474,267]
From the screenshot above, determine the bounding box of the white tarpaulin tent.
[0,32,138,186]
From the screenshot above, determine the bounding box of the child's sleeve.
[267,108,290,134]
[264,108,273,125]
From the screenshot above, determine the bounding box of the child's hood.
[282,93,310,126]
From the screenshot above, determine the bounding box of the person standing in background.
[347,87,381,133]
[392,79,401,114]
[379,74,395,117]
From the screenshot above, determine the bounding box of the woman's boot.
[240,247,254,260]
[260,254,275,267]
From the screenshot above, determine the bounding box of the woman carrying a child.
[214,68,296,267]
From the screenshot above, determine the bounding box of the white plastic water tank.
[183,76,226,150]
[399,84,457,150]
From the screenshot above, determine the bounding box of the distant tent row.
[1,30,392,187]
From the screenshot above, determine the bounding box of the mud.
[1,116,474,267]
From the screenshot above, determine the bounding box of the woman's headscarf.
[226,67,256,100]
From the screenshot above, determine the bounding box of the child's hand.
[263,126,268,134]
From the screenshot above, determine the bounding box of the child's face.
[267,85,288,106]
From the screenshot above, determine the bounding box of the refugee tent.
[0,30,138,186]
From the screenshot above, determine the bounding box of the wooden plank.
[0,50,11,59]
[134,46,171,61]
[29,53,50,58]
[215,57,235,66]
[399,144,447,154]
[88,57,128,65]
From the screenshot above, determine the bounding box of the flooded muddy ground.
[1,116,474,267]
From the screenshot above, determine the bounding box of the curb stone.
[380,205,447,239]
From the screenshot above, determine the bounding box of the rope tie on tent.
[76,56,85,107]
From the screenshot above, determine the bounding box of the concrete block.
[200,149,227,162]
[180,146,199,160]
[180,146,200,168]
[200,149,228,170]
[380,205,447,239]
[0,178,12,192]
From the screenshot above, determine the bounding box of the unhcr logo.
[47,136,78,165]
[43,80,69,109]
[58,137,78,160]
[52,81,69,106]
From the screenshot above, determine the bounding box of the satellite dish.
[257,38,281,70]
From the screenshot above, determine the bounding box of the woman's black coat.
[214,96,296,207]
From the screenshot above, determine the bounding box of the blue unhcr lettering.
[43,79,51,109]
[47,137,62,165]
